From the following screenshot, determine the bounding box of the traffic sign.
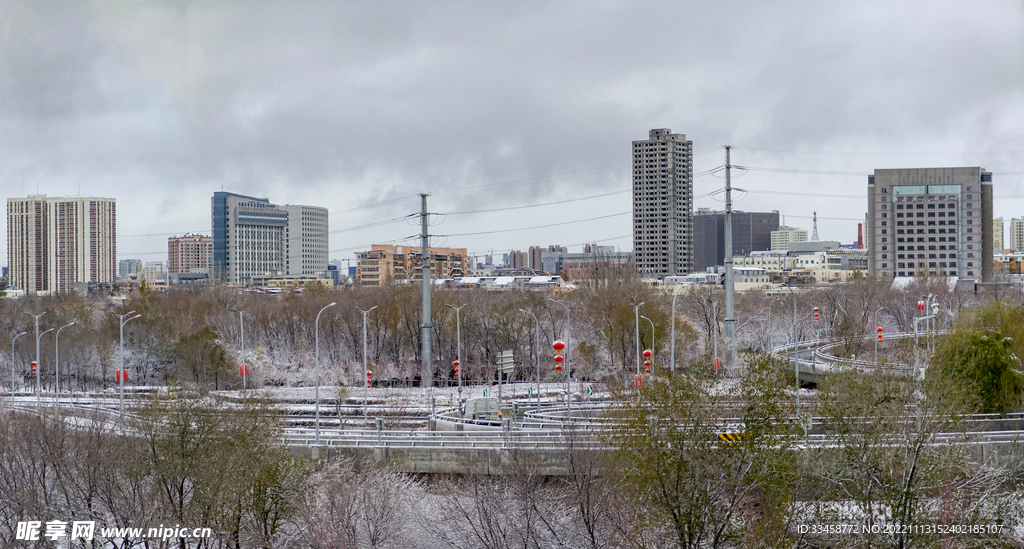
[497,350,515,373]
[586,386,593,396]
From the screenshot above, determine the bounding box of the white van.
[463,397,500,421]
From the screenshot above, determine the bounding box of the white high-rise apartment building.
[1008,218,1024,251]
[632,129,693,279]
[867,167,993,282]
[7,195,116,295]
[771,226,809,251]
[211,192,328,285]
[283,205,329,276]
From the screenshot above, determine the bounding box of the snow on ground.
[217,381,612,409]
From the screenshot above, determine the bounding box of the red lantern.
[454,368,459,374]
[453,360,460,367]
[554,354,564,363]
[31,361,37,376]
[930,355,936,361]
[644,360,651,367]
[552,340,566,352]
[555,364,563,371]
[645,368,651,373]
[813,307,819,321]
[366,370,373,377]
[877,327,883,342]
[643,349,652,359]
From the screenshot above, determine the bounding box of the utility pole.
[420,193,433,388]
[723,146,737,374]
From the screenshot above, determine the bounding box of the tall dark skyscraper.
[632,129,693,279]
[692,209,780,272]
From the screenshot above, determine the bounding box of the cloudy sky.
[2,1,1023,267]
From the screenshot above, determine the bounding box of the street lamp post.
[357,306,378,419]
[548,298,571,417]
[640,315,655,367]
[230,308,250,391]
[630,302,645,376]
[314,302,336,446]
[446,304,466,400]
[785,287,799,417]
[767,297,782,350]
[670,285,684,373]
[23,311,48,411]
[112,311,141,425]
[519,309,539,405]
[10,331,26,404]
[55,321,75,414]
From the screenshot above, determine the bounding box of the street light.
[55,321,75,415]
[314,302,336,446]
[640,315,655,366]
[670,285,685,373]
[519,309,540,405]
[357,306,378,420]
[23,311,49,411]
[767,297,783,350]
[446,303,467,400]
[10,331,26,404]
[548,298,571,418]
[230,308,250,391]
[630,302,645,376]
[112,311,141,425]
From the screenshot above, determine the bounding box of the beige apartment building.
[167,233,212,273]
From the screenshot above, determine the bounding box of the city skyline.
[1,2,1022,267]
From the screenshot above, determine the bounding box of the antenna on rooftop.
[811,211,820,241]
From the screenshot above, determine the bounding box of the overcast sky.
[2,1,1023,267]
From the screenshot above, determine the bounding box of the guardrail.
[771,331,951,378]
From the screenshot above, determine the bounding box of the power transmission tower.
[811,211,820,241]
[420,194,433,388]
[724,146,737,374]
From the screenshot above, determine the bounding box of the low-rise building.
[441,275,569,292]
[356,244,468,286]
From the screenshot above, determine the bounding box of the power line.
[431,165,631,196]
[445,189,628,215]
[441,211,630,238]
[737,189,864,199]
[735,166,869,176]
[733,146,1024,157]
[329,214,416,234]
[329,195,420,216]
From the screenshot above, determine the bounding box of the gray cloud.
[1,0,1022,261]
